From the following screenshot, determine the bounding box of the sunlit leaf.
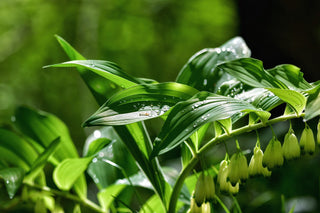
[151,92,270,157]
[0,167,25,199]
[176,37,251,92]
[97,184,127,211]
[83,82,198,126]
[267,88,306,116]
[83,138,111,158]
[53,157,93,191]
[45,60,140,89]
[217,58,287,89]
[139,194,166,213]
[24,137,61,182]
[0,128,38,170]
[305,86,320,121]
[266,64,312,90]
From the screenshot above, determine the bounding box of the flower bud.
[194,173,206,206]
[204,174,215,202]
[228,152,248,185]
[201,202,211,213]
[217,159,239,194]
[249,146,271,177]
[188,197,202,213]
[282,129,300,160]
[262,137,283,169]
[300,124,315,155]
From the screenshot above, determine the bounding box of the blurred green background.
[0,0,320,211]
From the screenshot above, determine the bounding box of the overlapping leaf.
[151,92,271,157]
[0,128,38,170]
[176,37,251,92]
[13,106,87,199]
[83,83,198,126]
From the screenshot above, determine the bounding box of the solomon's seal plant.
[1,35,320,212]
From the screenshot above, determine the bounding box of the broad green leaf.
[235,88,282,111]
[55,35,118,105]
[139,194,166,213]
[97,184,127,211]
[176,37,251,92]
[0,167,25,199]
[217,58,287,89]
[0,128,38,170]
[216,117,232,135]
[24,137,61,182]
[45,60,140,89]
[83,82,198,126]
[13,106,87,198]
[267,88,306,116]
[304,86,320,121]
[266,64,312,90]
[151,92,270,157]
[83,138,111,158]
[53,157,93,191]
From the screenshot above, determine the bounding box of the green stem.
[168,113,302,213]
[231,195,242,213]
[23,182,105,212]
[214,195,230,213]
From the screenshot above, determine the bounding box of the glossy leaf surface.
[176,37,251,92]
[97,184,127,211]
[83,82,198,126]
[0,167,25,199]
[151,92,270,157]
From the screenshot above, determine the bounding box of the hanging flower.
[262,137,284,169]
[249,146,271,177]
[300,123,315,155]
[282,128,300,160]
[217,159,239,194]
[228,151,248,185]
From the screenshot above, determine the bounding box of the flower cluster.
[190,121,319,212]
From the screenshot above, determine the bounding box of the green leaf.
[0,167,25,199]
[151,92,270,157]
[83,82,198,126]
[266,64,312,90]
[267,88,306,116]
[13,106,87,198]
[139,194,166,213]
[0,128,38,170]
[24,137,61,182]
[53,157,93,191]
[176,37,251,92]
[83,138,111,158]
[235,88,282,111]
[304,86,320,121]
[54,35,117,105]
[217,58,287,89]
[45,60,139,89]
[97,184,127,211]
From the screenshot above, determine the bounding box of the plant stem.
[23,182,105,212]
[168,113,302,213]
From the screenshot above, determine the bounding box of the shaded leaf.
[267,88,306,116]
[151,92,270,157]
[83,82,198,126]
[24,137,61,182]
[176,37,251,92]
[0,128,38,170]
[14,106,87,198]
[53,157,93,191]
[0,167,25,199]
